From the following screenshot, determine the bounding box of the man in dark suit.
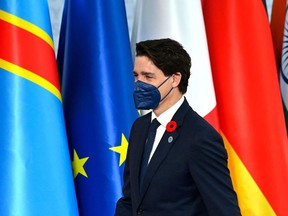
[115,38,241,216]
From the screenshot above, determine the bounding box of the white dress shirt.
[148,96,185,163]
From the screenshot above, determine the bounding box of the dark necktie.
[139,118,160,190]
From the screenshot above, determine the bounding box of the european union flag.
[0,0,78,215]
[57,0,138,215]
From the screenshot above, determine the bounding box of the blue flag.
[0,1,78,215]
[57,0,138,215]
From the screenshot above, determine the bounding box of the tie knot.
[150,118,160,132]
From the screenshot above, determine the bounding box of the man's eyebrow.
[133,71,155,77]
[141,71,154,76]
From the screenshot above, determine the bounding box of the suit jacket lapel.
[130,113,151,202]
[139,98,191,200]
[140,129,179,198]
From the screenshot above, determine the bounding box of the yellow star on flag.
[72,149,89,179]
[110,133,128,166]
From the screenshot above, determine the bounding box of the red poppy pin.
[166,121,177,132]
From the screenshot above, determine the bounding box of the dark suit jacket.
[115,99,241,216]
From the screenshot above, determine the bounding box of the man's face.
[133,56,172,98]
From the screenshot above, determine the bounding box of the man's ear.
[172,72,182,88]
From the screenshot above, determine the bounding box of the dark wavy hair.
[135,38,191,94]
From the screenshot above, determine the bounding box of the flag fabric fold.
[57,0,138,215]
[202,1,288,215]
[271,0,288,136]
[131,0,220,130]
[278,4,288,134]
[270,0,288,135]
[270,0,286,72]
[0,0,78,215]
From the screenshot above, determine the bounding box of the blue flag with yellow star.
[0,0,78,215]
[57,0,138,215]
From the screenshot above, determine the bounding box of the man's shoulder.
[135,111,151,121]
[184,109,221,137]
[131,111,151,129]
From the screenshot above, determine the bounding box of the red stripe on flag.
[203,106,220,132]
[0,19,60,90]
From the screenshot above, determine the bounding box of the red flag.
[203,1,288,215]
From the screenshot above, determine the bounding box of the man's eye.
[145,75,153,79]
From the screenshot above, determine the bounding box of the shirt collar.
[151,96,185,127]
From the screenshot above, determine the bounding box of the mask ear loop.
[160,87,173,102]
[157,76,171,88]
[157,76,173,102]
